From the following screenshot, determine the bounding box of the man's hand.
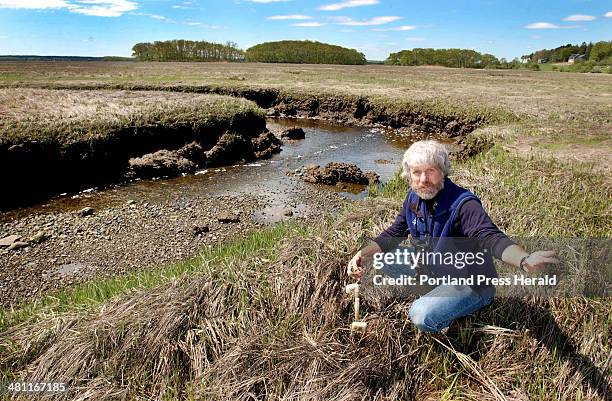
[347,251,363,281]
[522,250,559,272]
[347,242,383,281]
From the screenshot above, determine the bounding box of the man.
[347,140,557,332]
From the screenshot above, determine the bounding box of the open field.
[1,61,610,120]
[0,62,611,400]
[2,61,610,169]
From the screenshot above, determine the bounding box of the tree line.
[245,40,366,65]
[132,40,245,62]
[523,41,612,64]
[385,48,499,68]
[131,39,365,64]
[129,39,611,69]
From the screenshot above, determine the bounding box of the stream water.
[1,118,445,223]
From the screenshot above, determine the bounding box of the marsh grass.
[0,61,610,400]
[1,146,610,400]
[1,62,609,120]
[0,88,264,147]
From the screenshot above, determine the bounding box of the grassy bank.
[1,145,610,400]
[0,88,264,148]
[0,88,266,209]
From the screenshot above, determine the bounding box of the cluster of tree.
[385,48,499,68]
[523,41,612,65]
[245,41,366,65]
[131,40,245,62]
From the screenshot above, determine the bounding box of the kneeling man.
[347,140,557,332]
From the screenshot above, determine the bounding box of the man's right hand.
[347,242,382,281]
[347,251,363,281]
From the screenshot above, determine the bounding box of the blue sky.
[0,1,610,60]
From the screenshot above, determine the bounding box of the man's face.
[409,165,444,200]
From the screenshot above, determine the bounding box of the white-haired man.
[347,140,557,332]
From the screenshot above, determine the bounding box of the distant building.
[537,57,549,64]
[520,56,531,64]
[568,54,587,64]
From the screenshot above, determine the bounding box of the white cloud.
[69,1,138,17]
[186,22,221,28]
[0,0,138,17]
[319,0,378,11]
[605,11,612,18]
[333,16,401,26]
[172,1,194,9]
[0,0,69,8]
[292,22,324,27]
[132,12,167,20]
[405,37,425,42]
[524,22,560,29]
[563,14,596,22]
[267,14,311,20]
[372,25,416,31]
[248,0,290,3]
[0,35,8,39]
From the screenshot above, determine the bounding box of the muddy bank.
[0,90,270,211]
[1,85,487,211]
[173,87,486,135]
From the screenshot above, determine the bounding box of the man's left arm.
[457,200,558,272]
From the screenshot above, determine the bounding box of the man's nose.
[420,172,429,182]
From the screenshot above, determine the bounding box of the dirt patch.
[0,185,347,308]
[280,127,306,140]
[503,139,612,176]
[449,134,494,161]
[128,149,196,178]
[300,162,380,186]
[251,130,282,159]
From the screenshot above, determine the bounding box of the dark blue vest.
[405,177,498,282]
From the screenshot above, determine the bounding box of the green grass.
[0,72,26,82]
[454,146,611,237]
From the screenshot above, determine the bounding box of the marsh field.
[0,61,611,400]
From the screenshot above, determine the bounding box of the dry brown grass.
[1,61,610,121]
[1,200,610,400]
[0,88,264,145]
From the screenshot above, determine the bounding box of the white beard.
[412,179,444,200]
